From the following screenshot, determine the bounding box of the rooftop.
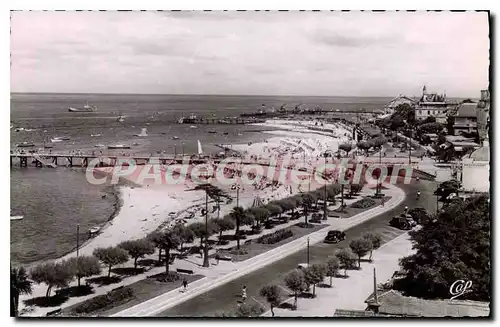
[456,102,478,118]
[364,290,490,317]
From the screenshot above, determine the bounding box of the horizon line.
[10,91,476,99]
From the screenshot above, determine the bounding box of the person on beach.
[182,278,188,292]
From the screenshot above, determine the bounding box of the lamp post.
[307,237,310,266]
[408,126,413,165]
[323,153,328,220]
[76,223,80,258]
[202,186,210,268]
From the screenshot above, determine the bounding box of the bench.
[216,254,233,261]
[177,268,194,275]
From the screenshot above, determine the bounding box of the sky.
[10,11,490,97]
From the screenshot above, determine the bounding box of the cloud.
[10,11,489,97]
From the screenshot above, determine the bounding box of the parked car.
[324,230,346,244]
[389,215,417,230]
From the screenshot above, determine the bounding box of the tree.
[249,207,271,227]
[349,238,373,268]
[276,199,295,214]
[147,230,165,264]
[304,264,326,297]
[407,207,431,225]
[230,206,246,249]
[11,266,33,317]
[153,229,183,273]
[259,284,281,317]
[265,203,283,219]
[393,195,490,301]
[93,246,129,278]
[357,141,371,155]
[118,238,155,269]
[213,216,236,241]
[284,269,306,309]
[362,233,383,261]
[65,256,101,287]
[172,223,195,251]
[335,248,357,277]
[338,143,352,155]
[325,256,340,287]
[30,261,73,298]
[301,193,314,225]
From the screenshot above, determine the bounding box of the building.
[459,89,490,193]
[383,94,417,115]
[453,102,478,136]
[414,85,459,123]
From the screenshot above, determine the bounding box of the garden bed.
[62,272,204,317]
[215,223,328,262]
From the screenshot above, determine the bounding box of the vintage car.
[324,230,347,244]
[389,214,417,230]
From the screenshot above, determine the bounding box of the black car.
[389,215,417,230]
[324,230,346,244]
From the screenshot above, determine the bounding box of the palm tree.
[11,266,33,317]
[231,206,245,250]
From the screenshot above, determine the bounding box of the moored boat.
[108,144,131,149]
[10,215,24,221]
[17,142,35,148]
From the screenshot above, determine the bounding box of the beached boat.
[190,125,197,129]
[172,136,180,140]
[51,138,63,143]
[108,144,131,149]
[17,142,35,148]
[10,215,24,221]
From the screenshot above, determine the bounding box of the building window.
[427,110,430,115]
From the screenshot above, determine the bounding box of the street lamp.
[76,223,80,258]
[323,152,328,220]
[201,170,211,268]
[307,237,310,266]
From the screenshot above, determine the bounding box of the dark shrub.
[257,228,293,244]
[229,248,249,255]
[350,197,376,209]
[71,286,134,314]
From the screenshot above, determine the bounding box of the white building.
[460,89,490,193]
[414,85,459,124]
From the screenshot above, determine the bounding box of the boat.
[15,127,24,132]
[68,101,97,112]
[190,125,197,129]
[54,136,71,141]
[10,215,23,221]
[134,128,148,137]
[223,132,229,135]
[108,144,131,149]
[43,144,54,149]
[117,115,125,123]
[178,114,198,124]
[197,140,203,155]
[51,138,63,143]
[208,129,217,134]
[172,136,180,140]
[132,142,140,146]
[94,144,105,148]
[17,142,34,148]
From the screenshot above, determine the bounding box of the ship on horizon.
[68,101,97,112]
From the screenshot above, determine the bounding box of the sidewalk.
[112,184,405,317]
[261,232,414,317]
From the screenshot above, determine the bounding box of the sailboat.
[197,140,203,156]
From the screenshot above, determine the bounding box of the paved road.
[158,179,437,317]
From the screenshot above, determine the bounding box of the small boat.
[69,101,97,112]
[53,136,70,141]
[208,129,217,134]
[134,128,148,137]
[10,215,24,221]
[15,127,24,132]
[91,133,101,137]
[108,144,131,149]
[237,133,243,136]
[51,138,63,143]
[117,115,125,123]
[190,125,197,129]
[132,142,140,146]
[43,144,54,149]
[172,136,179,140]
[17,142,34,148]
[94,144,106,148]
[223,132,229,135]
